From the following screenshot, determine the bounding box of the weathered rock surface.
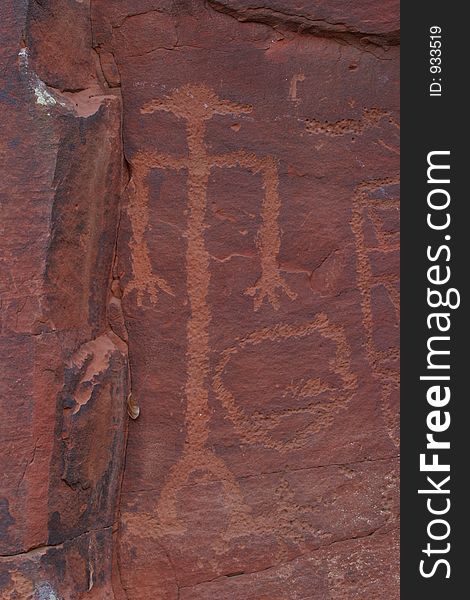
[1,0,399,598]
[1,1,129,597]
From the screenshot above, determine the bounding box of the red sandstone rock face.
[94,1,399,598]
[1,1,128,597]
[1,1,399,598]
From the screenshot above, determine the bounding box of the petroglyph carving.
[289,73,305,104]
[155,446,255,535]
[126,85,301,530]
[213,313,357,452]
[128,85,359,533]
[126,155,174,306]
[127,84,295,311]
[351,178,399,446]
[305,108,396,136]
[154,310,356,534]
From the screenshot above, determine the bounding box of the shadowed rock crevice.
[207,0,400,47]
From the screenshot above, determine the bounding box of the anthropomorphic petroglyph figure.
[127,84,295,310]
[125,85,358,534]
[351,178,399,446]
[303,104,399,447]
[126,84,299,531]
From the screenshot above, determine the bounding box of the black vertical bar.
[401,2,467,597]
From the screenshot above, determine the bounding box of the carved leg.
[126,156,174,306]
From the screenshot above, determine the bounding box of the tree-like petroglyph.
[351,178,399,446]
[122,85,359,534]
[127,84,295,311]
[125,84,301,531]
